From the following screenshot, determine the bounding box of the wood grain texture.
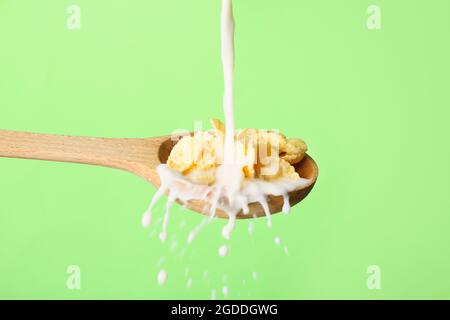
[0,130,318,219]
[0,130,168,186]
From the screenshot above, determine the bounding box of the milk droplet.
[274,236,281,245]
[222,215,236,240]
[252,271,258,280]
[142,187,167,229]
[222,286,229,297]
[282,194,290,213]
[187,231,196,244]
[284,246,289,256]
[159,192,175,243]
[187,217,210,245]
[157,269,167,286]
[141,211,151,228]
[218,245,229,257]
[211,288,217,300]
[258,198,273,228]
[186,278,192,289]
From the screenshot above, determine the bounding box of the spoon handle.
[0,129,161,178]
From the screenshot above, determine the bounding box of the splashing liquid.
[145,0,305,289]
[143,0,311,243]
[157,269,167,286]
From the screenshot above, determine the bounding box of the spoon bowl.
[158,136,318,219]
[0,130,318,219]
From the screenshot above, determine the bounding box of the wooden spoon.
[0,130,318,219]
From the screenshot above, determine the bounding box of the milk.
[146,164,310,240]
[148,0,308,286]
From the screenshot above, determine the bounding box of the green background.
[1,0,449,299]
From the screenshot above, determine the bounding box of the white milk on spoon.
[143,0,309,286]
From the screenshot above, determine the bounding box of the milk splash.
[218,244,229,257]
[145,164,310,241]
[145,0,307,289]
[157,269,168,286]
[143,0,310,244]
